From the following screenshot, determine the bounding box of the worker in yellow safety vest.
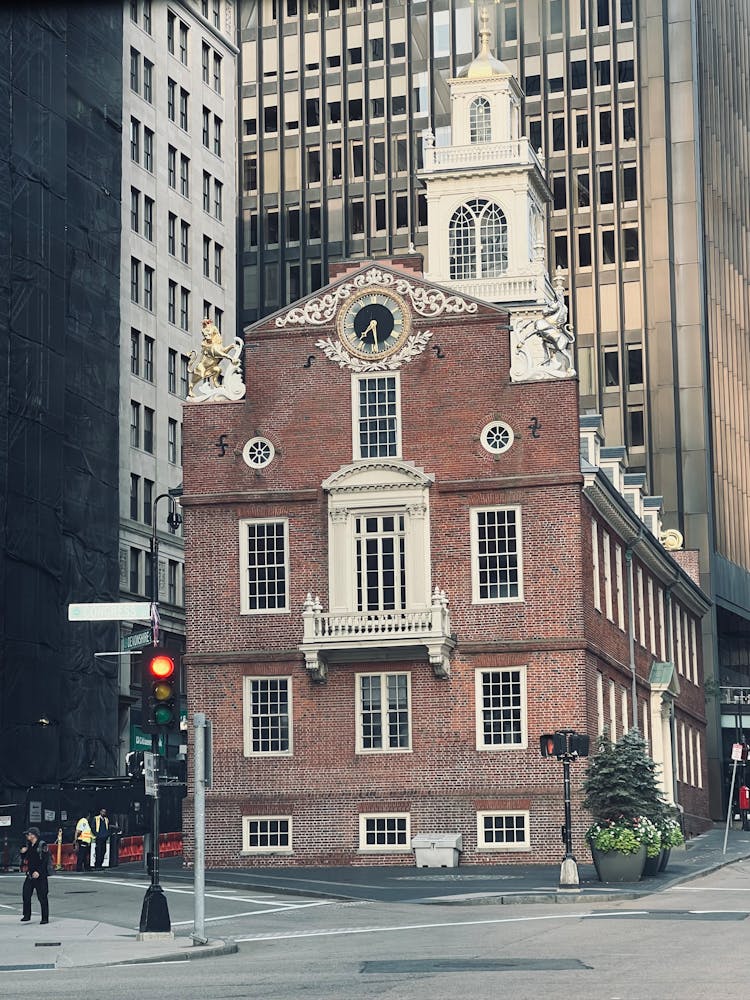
[75,815,92,872]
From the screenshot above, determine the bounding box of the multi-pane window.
[143,196,153,241]
[180,220,190,263]
[168,348,177,392]
[356,375,399,459]
[129,547,141,595]
[202,106,210,147]
[244,677,291,754]
[355,514,406,613]
[143,336,154,382]
[202,235,211,277]
[130,328,140,374]
[201,41,210,82]
[212,0,220,27]
[243,816,291,852]
[476,667,527,748]
[471,507,522,602]
[449,199,507,279]
[214,116,222,157]
[142,0,151,32]
[143,127,154,171]
[167,10,175,53]
[240,519,289,612]
[214,180,223,220]
[213,52,222,92]
[357,673,411,752]
[202,170,211,211]
[214,243,222,284]
[168,559,178,604]
[167,418,178,463]
[130,187,140,232]
[168,213,176,256]
[469,96,491,143]
[179,22,188,64]
[130,47,140,92]
[359,814,409,851]
[478,811,530,850]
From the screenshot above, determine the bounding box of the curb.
[56,938,239,969]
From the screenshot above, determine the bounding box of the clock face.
[338,289,411,359]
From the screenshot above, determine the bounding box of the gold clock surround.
[337,287,412,360]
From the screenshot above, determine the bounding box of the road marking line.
[667,887,750,892]
[57,876,293,906]
[171,900,334,927]
[234,910,648,943]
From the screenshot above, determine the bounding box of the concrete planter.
[591,844,647,882]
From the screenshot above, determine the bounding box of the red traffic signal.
[540,731,590,759]
[141,648,180,733]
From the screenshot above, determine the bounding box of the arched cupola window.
[449,199,508,280]
[469,96,492,143]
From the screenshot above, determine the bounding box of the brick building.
[181,255,711,867]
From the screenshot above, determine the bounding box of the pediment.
[323,460,434,495]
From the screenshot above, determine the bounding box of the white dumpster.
[411,833,462,868]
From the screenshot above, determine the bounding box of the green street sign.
[130,725,164,753]
[121,629,153,652]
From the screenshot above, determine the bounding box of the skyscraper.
[238,0,750,815]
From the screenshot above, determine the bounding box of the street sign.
[130,726,164,753]
[121,629,153,652]
[68,602,152,622]
[731,743,746,762]
[144,752,157,798]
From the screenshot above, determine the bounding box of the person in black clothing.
[20,827,50,924]
[92,808,110,869]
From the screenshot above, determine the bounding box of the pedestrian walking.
[92,808,110,869]
[20,827,50,924]
[75,814,93,871]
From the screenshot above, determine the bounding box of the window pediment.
[323,460,434,496]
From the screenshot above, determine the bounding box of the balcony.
[300,588,456,683]
[439,266,555,308]
[421,137,544,176]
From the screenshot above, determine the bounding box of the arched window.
[449,200,508,279]
[469,97,492,143]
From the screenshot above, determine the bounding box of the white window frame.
[477,810,530,851]
[475,666,528,751]
[637,566,645,646]
[615,544,625,630]
[696,731,703,788]
[658,587,666,659]
[591,521,601,611]
[470,505,524,604]
[242,675,293,757]
[358,813,411,852]
[621,686,629,734]
[596,672,604,735]
[608,679,617,740]
[242,815,293,854]
[690,618,698,684]
[648,577,656,654]
[239,518,290,614]
[675,603,683,674]
[355,671,412,754]
[603,532,613,620]
[688,727,696,786]
[352,372,402,460]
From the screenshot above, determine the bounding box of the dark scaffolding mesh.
[0,5,122,793]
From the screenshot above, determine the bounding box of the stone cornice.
[179,489,319,507]
[437,472,583,493]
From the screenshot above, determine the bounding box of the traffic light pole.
[559,757,580,890]
[138,493,181,938]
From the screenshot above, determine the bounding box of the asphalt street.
[3,854,750,997]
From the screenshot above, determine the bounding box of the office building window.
[143,406,154,453]
[168,280,177,324]
[143,58,153,102]
[595,60,611,86]
[130,257,140,303]
[168,146,176,188]
[203,235,210,277]
[130,47,140,93]
[202,106,210,147]
[553,176,567,211]
[214,180,223,220]
[143,336,154,382]
[143,479,153,525]
[168,348,177,392]
[142,0,151,32]
[213,52,222,92]
[143,196,153,241]
[130,401,140,447]
[570,60,587,90]
[179,22,188,65]
[602,229,616,264]
[180,220,189,263]
[130,474,139,520]
[578,231,592,267]
[143,127,153,172]
[628,408,645,448]
[213,116,222,157]
[180,287,190,330]
[130,117,140,162]
[130,187,140,232]
[604,349,620,387]
[168,213,176,255]
[144,265,153,310]
[525,74,540,96]
[180,154,189,197]
[554,234,568,270]
[130,328,140,375]
[129,548,141,595]
[627,347,643,387]
[180,355,190,398]
[179,88,189,130]
[597,0,610,26]
[623,227,639,262]
[618,59,635,83]
[599,168,614,205]
[575,113,589,148]
[622,106,636,141]
[168,560,178,604]
[167,9,175,53]
[203,170,212,209]
[623,165,637,202]
[528,119,542,151]
[168,418,178,463]
[214,243,222,284]
[202,42,210,83]
[167,78,175,121]
[577,171,590,208]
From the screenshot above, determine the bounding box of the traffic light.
[540,731,590,759]
[126,750,145,777]
[141,647,180,734]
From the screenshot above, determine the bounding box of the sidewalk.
[1,825,748,969]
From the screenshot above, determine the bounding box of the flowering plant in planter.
[660,815,685,849]
[585,816,659,856]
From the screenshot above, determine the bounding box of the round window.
[480,421,514,455]
[242,437,275,469]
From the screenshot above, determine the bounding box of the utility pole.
[193,713,208,944]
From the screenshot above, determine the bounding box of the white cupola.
[420,2,553,308]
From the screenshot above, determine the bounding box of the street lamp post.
[139,493,182,937]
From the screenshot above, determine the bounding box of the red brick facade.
[181,261,711,867]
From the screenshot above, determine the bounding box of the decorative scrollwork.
[315,329,433,372]
[275,268,477,328]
